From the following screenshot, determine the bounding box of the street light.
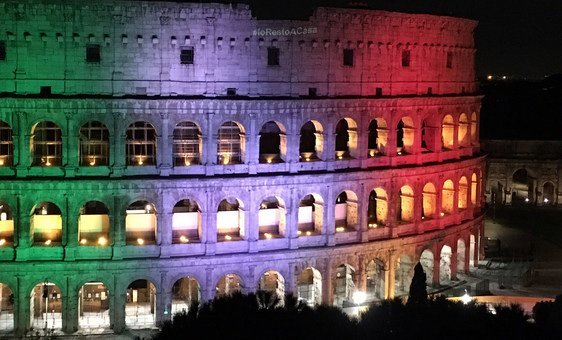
[460,290,472,304]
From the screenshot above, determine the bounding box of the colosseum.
[0,0,484,336]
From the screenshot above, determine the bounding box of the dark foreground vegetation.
[155,291,562,340]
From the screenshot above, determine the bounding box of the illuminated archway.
[125,201,157,245]
[366,259,386,300]
[173,121,201,166]
[171,277,200,314]
[398,185,414,223]
[458,177,468,209]
[172,199,201,243]
[333,264,356,307]
[258,271,285,300]
[458,113,469,147]
[31,121,62,166]
[441,115,454,150]
[258,197,286,239]
[335,118,358,159]
[297,194,323,235]
[259,121,286,163]
[31,202,62,246]
[78,282,110,330]
[395,255,413,296]
[217,121,245,165]
[78,201,110,246]
[0,283,14,332]
[422,183,437,220]
[441,180,455,215]
[419,249,434,286]
[396,117,414,154]
[299,120,323,161]
[471,173,478,205]
[367,188,387,227]
[30,281,62,331]
[126,121,156,166]
[217,198,244,241]
[80,121,109,166]
[335,191,358,232]
[0,202,14,247]
[368,118,387,157]
[125,280,156,328]
[439,245,452,285]
[216,274,243,297]
[297,267,322,306]
[543,182,555,205]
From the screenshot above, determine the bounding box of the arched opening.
[125,280,156,329]
[172,199,201,243]
[30,281,62,331]
[471,173,478,205]
[368,118,387,157]
[217,121,245,165]
[458,177,468,209]
[335,118,358,159]
[297,267,322,306]
[299,121,323,161]
[396,117,414,154]
[298,194,323,236]
[439,245,452,285]
[0,121,13,167]
[126,121,157,166]
[31,202,62,246]
[512,169,534,204]
[0,203,14,247]
[398,185,414,223]
[367,188,387,227]
[441,180,455,215]
[457,239,466,275]
[333,264,356,307]
[258,197,286,239]
[422,183,437,220]
[259,121,286,163]
[78,282,110,330]
[79,121,109,166]
[543,182,555,205]
[421,120,429,151]
[171,277,200,315]
[0,283,14,332]
[441,115,454,150]
[395,255,413,296]
[366,259,386,301]
[458,113,469,147]
[173,121,201,166]
[78,201,110,246]
[31,121,62,166]
[125,201,156,245]
[335,191,358,232]
[217,198,244,241]
[216,274,243,297]
[470,112,478,144]
[419,249,434,286]
[258,271,285,300]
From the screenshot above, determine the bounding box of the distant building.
[0,0,485,335]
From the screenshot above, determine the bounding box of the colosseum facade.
[0,0,484,335]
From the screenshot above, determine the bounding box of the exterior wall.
[0,1,484,336]
[485,140,562,205]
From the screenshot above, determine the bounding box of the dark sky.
[164,0,562,79]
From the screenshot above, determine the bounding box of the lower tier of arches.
[0,215,483,336]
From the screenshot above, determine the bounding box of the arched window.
[258,197,285,239]
[126,280,156,328]
[458,176,468,209]
[126,122,157,166]
[125,201,156,245]
[0,121,13,166]
[259,121,285,163]
[31,202,62,245]
[31,282,62,331]
[441,115,454,150]
[298,194,324,235]
[335,191,358,232]
[422,183,437,219]
[172,277,200,314]
[78,282,110,330]
[398,185,414,223]
[31,121,62,166]
[217,121,244,165]
[80,121,109,166]
[471,173,478,205]
[0,282,14,331]
[396,117,414,155]
[335,118,357,159]
[367,188,387,227]
[217,198,244,241]
[78,201,110,246]
[258,271,285,300]
[333,264,356,307]
[470,112,478,145]
[0,202,14,246]
[368,118,387,157]
[442,180,455,215]
[297,267,322,306]
[172,199,201,243]
[173,121,201,166]
[458,113,469,147]
[300,121,323,161]
[543,182,555,205]
[216,274,243,297]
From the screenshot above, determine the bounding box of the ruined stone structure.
[0,0,485,335]
[485,140,562,206]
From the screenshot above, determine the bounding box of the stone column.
[248,188,258,253]
[247,113,258,174]
[112,287,126,334]
[450,247,458,281]
[387,252,396,299]
[432,251,440,287]
[158,112,172,176]
[112,195,125,258]
[203,268,214,301]
[156,284,171,324]
[288,112,300,172]
[287,188,298,249]
[453,122,459,151]
[64,112,78,176]
[359,183,369,242]
[321,259,333,305]
[15,276,29,337]
[286,262,297,295]
[110,112,125,177]
[205,113,216,176]
[356,255,367,291]
[325,185,335,246]
[245,265,257,294]
[63,277,78,333]
[205,191,217,255]
[155,189,165,246]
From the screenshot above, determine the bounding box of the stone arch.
[395,254,414,296]
[471,172,478,205]
[126,121,157,166]
[125,200,157,245]
[30,202,62,246]
[335,118,358,159]
[31,121,63,166]
[217,121,245,165]
[422,182,437,219]
[458,113,469,147]
[171,277,201,314]
[172,199,202,243]
[297,267,322,306]
[333,264,356,307]
[79,121,110,166]
[216,274,244,297]
[258,196,286,239]
[441,179,455,215]
[366,259,386,300]
[0,120,13,167]
[368,118,387,157]
[78,201,110,246]
[396,116,414,154]
[29,280,63,332]
[173,121,202,166]
[419,249,434,286]
[217,198,245,241]
[335,191,358,232]
[0,202,14,246]
[439,245,453,285]
[458,176,468,209]
[398,185,414,223]
[441,114,454,150]
[259,121,287,163]
[258,271,285,300]
[299,120,323,161]
[543,181,555,205]
[470,112,478,144]
[78,281,110,330]
[0,282,14,332]
[298,193,324,235]
[368,188,387,227]
[512,168,535,204]
[125,279,157,329]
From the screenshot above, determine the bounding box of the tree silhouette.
[408,262,428,304]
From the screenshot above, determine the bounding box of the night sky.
[164,0,562,79]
